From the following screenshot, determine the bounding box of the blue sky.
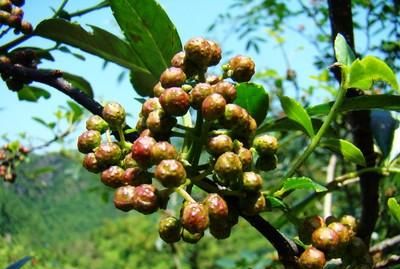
[0,0,318,150]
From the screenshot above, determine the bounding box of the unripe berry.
[171,51,185,68]
[82,152,102,173]
[158,216,181,243]
[221,104,248,129]
[113,185,135,212]
[102,102,126,130]
[298,215,325,244]
[181,202,209,234]
[18,145,29,155]
[159,87,190,116]
[236,147,253,171]
[150,141,178,164]
[94,142,122,166]
[86,115,109,134]
[141,97,161,118]
[209,220,231,240]
[181,229,203,244]
[123,167,149,186]
[207,40,222,66]
[77,130,101,153]
[101,165,125,188]
[155,159,186,188]
[206,74,221,85]
[184,37,212,68]
[131,136,157,167]
[202,93,226,121]
[253,134,278,156]
[311,227,340,252]
[0,0,12,12]
[239,192,266,216]
[160,67,187,88]
[214,152,242,186]
[212,81,237,103]
[255,154,277,171]
[153,82,165,97]
[340,214,358,232]
[206,134,233,156]
[132,184,159,214]
[11,7,23,17]
[228,55,255,82]
[328,222,352,246]
[146,110,176,137]
[203,193,229,220]
[189,82,213,109]
[298,247,326,269]
[241,171,263,192]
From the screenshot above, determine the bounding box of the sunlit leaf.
[32,117,55,130]
[279,96,314,137]
[67,101,84,123]
[320,138,366,166]
[274,177,327,197]
[17,86,51,102]
[388,197,400,223]
[334,34,355,66]
[62,72,93,97]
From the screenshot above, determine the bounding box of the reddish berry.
[77,130,101,154]
[113,185,135,212]
[158,216,181,243]
[184,37,212,68]
[102,102,126,130]
[298,215,325,244]
[189,82,213,109]
[328,222,352,246]
[101,165,125,188]
[170,51,185,68]
[82,152,102,173]
[212,81,237,103]
[207,40,222,66]
[155,159,186,188]
[203,193,229,220]
[132,184,159,214]
[131,136,157,167]
[311,227,340,252]
[228,55,255,82]
[160,67,187,88]
[181,202,209,234]
[214,152,242,186]
[141,97,161,118]
[206,134,233,156]
[94,142,122,166]
[202,93,226,121]
[123,167,149,186]
[298,247,326,269]
[159,87,190,116]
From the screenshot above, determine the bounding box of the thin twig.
[370,235,400,254]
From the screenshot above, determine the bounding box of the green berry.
[340,215,358,232]
[311,227,340,252]
[158,216,181,243]
[131,136,157,167]
[203,193,229,220]
[132,184,159,214]
[155,159,186,188]
[181,229,203,244]
[181,202,209,234]
[86,115,109,134]
[228,55,255,82]
[253,134,278,156]
[202,93,226,121]
[214,152,242,186]
[212,81,237,103]
[150,141,178,164]
[77,130,101,154]
[121,153,138,169]
[100,165,125,188]
[94,142,122,166]
[189,82,213,109]
[159,87,190,116]
[206,134,233,156]
[236,147,253,171]
[102,102,126,130]
[113,185,135,212]
[160,67,187,88]
[298,247,326,269]
[241,171,263,192]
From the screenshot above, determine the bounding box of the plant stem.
[284,82,348,178]
[52,0,69,18]
[68,0,109,17]
[175,187,196,203]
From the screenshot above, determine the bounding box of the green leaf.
[334,34,355,66]
[66,101,84,123]
[35,19,148,73]
[388,197,400,223]
[62,72,93,97]
[234,82,269,125]
[265,196,288,210]
[17,86,51,102]
[8,140,20,152]
[274,177,327,197]
[321,138,366,166]
[110,0,182,95]
[32,117,55,130]
[279,96,314,137]
[347,56,399,91]
[307,95,400,116]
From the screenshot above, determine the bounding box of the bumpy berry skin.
[131,136,157,167]
[206,134,233,156]
[340,215,357,232]
[170,51,185,68]
[221,104,248,129]
[182,229,203,244]
[141,97,161,118]
[189,82,213,109]
[113,185,135,212]
[228,55,255,82]
[155,159,186,188]
[77,130,101,154]
[20,20,32,34]
[102,102,126,129]
[159,87,190,116]
[101,166,125,188]
[212,81,237,103]
[239,192,266,216]
[311,227,340,252]
[207,40,222,66]
[184,37,212,67]
[86,115,109,134]
[253,134,278,156]
[94,142,122,166]
[214,152,242,186]
[241,172,263,192]
[236,147,253,171]
[181,202,209,234]
[298,247,326,269]
[82,153,102,173]
[158,216,181,243]
[203,193,229,220]
[328,222,352,246]
[123,167,149,186]
[202,93,226,121]
[160,67,187,88]
[121,153,138,169]
[153,82,165,97]
[255,154,277,171]
[299,215,325,244]
[150,141,178,164]
[132,184,159,214]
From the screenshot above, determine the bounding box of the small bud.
[102,102,126,130]
[86,115,109,134]
[159,87,190,116]
[201,93,226,121]
[77,130,101,153]
[113,185,135,212]
[100,166,125,188]
[181,202,209,234]
[206,134,233,156]
[252,134,278,156]
[214,152,242,186]
[123,167,149,186]
[241,171,263,192]
[94,142,122,166]
[228,55,255,82]
[132,184,159,214]
[160,67,187,88]
[298,247,326,269]
[155,159,186,188]
[159,216,181,243]
[170,51,185,68]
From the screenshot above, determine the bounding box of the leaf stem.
[175,186,196,203]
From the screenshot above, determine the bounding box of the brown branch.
[370,235,400,254]
[0,62,138,142]
[327,0,380,245]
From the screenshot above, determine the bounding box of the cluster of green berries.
[78,37,279,244]
[297,215,372,269]
[0,0,32,35]
[0,143,29,183]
